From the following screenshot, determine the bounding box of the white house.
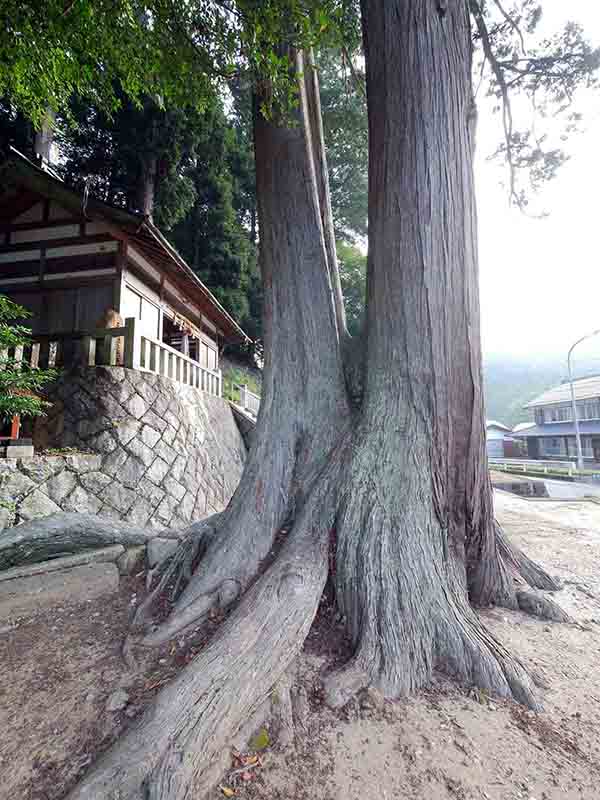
[485,420,513,459]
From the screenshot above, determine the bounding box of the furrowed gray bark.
[333,0,548,706]
[66,464,338,800]
[0,513,156,570]
[42,11,567,799]
[139,48,350,647]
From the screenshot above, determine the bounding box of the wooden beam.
[0,232,114,255]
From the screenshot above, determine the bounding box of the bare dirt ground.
[3,489,600,800]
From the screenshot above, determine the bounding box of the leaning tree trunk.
[66,49,351,799]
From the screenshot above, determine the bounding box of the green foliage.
[0,296,58,422]
[167,100,262,343]
[57,93,211,229]
[318,48,367,243]
[0,0,357,130]
[336,242,366,337]
[222,363,261,404]
[0,1,224,128]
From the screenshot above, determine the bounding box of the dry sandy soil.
[2,487,600,800]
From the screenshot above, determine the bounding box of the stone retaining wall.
[0,366,246,531]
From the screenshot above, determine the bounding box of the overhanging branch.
[470,0,521,207]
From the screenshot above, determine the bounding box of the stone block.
[64,453,102,473]
[18,456,65,483]
[137,478,166,507]
[140,409,168,434]
[146,457,170,486]
[126,497,154,527]
[153,394,170,417]
[101,447,128,476]
[116,545,145,576]
[5,445,34,459]
[103,366,125,383]
[80,471,113,496]
[0,470,35,500]
[102,483,136,514]
[163,408,180,432]
[161,424,177,447]
[126,438,154,467]
[147,537,179,567]
[153,440,178,466]
[155,494,179,525]
[97,504,122,521]
[43,470,77,504]
[0,545,125,582]
[99,393,128,420]
[115,379,135,405]
[0,505,16,531]
[0,563,120,620]
[170,454,187,483]
[88,430,118,454]
[163,475,186,502]
[124,393,148,420]
[135,379,159,405]
[114,418,142,446]
[120,456,146,488]
[140,424,161,450]
[62,485,103,515]
[0,459,18,476]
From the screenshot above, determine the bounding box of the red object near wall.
[0,414,21,441]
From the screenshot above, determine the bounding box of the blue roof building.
[513,376,600,462]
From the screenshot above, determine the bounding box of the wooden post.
[81,335,95,366]
[123,317,140,370]
[10,414,21,440]
[240,384,248,409]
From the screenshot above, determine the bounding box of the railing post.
[240,384,248,409]
[38,340,50,369]
[30,342,40,368]
[123,317,140,370]
[81,335,95,366]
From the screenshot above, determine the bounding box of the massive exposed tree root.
[65,461,339,800]
[0,512,157,570]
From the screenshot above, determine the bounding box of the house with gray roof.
[513,375,600,462]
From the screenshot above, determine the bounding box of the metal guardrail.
[233,383,261,417]
[488,458,600,482]
[489,458,576,475]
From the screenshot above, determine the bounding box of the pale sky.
[476,1,600,362]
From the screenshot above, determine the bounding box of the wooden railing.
[234,383,261,417]
[2,323,129,370]
[138,331,222,396]
[10,317,222,398]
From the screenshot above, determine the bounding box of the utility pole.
[567,328,600,470]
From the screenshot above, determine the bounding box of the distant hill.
[483,355,600,429]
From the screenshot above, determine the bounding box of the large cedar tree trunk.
[29,5,561,799]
